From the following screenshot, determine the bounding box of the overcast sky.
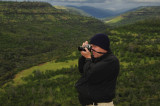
[3,0,160,11]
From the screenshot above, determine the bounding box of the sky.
[2,0,160,11]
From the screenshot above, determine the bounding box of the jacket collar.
[92,50,112,62]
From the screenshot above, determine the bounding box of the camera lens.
[78,46,85,51]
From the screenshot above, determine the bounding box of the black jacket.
[75,51,119,105]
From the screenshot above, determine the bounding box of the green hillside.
[0,1,106,86]
[105,6,160,27]
[0,16,160,106]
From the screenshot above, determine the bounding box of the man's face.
[91,44,107,58]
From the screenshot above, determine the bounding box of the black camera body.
[78,44,92,52]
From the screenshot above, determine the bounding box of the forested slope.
[0,1,106,86]
[109,18,160,105]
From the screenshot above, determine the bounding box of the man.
[75,33,119,106]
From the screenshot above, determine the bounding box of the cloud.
[50,0,160,3]
[47,0,106,3]
[7,0,160,3]
[4,0,160,11]
[47,0,160,11]
[131,0,160,2]
[110,0,160,2]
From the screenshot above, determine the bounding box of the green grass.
[12,59,78,86]
[105,16,123,23]
[54,6,68,10]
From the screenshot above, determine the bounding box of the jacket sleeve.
[83,58,119,84]
[78,56,86,74]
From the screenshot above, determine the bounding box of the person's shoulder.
[104,53,119,62]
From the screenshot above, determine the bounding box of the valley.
[0,1,160,106]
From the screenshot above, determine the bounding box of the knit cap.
[90,33,110,51]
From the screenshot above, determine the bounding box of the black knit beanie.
[90,33,110,51]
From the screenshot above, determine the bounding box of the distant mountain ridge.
[53,5,91,17]
[66,5,120,18]
[105,6,160,26]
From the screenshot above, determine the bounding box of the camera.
[78,44,92,52]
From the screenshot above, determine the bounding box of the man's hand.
[81,41,91,59]
[82,41,88,47]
